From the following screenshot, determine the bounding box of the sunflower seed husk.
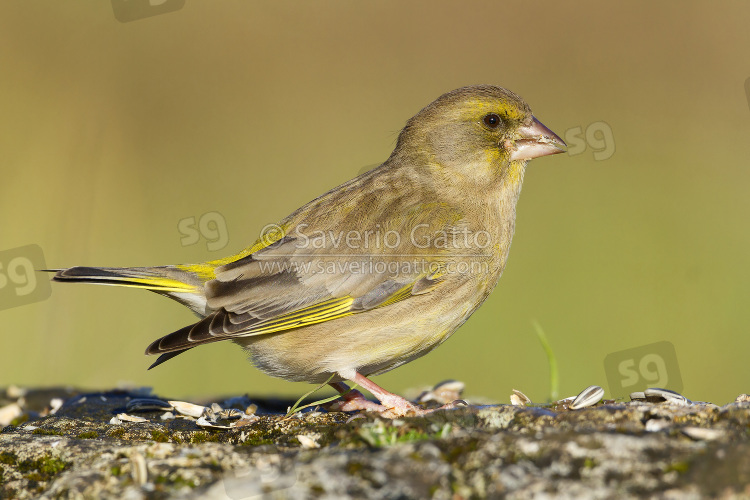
[6,386,27,399]
[510,389,532,407]
[116,413,148,423]
[160,412,175,421]
[644,388,691,406]
[570,385,604,410]
[645,419,670,432]
[629,391,646,401]
[130,452,148,485]
[218,409,242,420]
[196,416,233,429]
[49,398,64,415]
[232,415,260,428]
[417,379,465,404]
[735,394,750,404]
[297,434,320,449]
[0,403,23,427]
[169,401,207,418]
[126,398,173,413]
[201,406,216,421]
[245,404,258,416]
[681,426,724,441]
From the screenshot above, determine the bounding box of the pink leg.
[325,381,387,413]
[329,373,467,418]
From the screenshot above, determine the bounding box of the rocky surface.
[1,386,750,499]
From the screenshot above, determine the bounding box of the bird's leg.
[330,372,467,418]
[326,381,387,413]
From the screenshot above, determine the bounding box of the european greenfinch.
[51,85,566,417]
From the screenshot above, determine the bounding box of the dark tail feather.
[145,315,226,368]
[47,266,197,292]
[148,348,193,370]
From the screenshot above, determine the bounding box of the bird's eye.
[483,113,501,129]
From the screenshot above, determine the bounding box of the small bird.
[51,85,566,417]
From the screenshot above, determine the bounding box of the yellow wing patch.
[243,296,355,336]
[176,223,289,282]
[237,275,441,338]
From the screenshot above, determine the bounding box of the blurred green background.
[1,2,748,405]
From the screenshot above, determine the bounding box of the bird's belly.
[233,285,481,384]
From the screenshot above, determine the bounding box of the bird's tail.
[48,265,210,316]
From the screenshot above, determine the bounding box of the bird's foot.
[377,396,468,419]
[329,375,468,418]
[325,387,387,413]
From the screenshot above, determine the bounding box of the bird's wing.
[146,202,467,360]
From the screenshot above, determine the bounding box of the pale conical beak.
[509,116,567,162]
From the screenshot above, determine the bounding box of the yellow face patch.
[463,98,525,124]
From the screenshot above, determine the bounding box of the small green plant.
[357,420,451,447]
[0,452,17,465]
[151,429,170,443]
[17,455,68,481]
[31,428,62,436]
[532,320,559,402]
[285,374,358,416]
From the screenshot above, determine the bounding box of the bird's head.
[392,85,566,189]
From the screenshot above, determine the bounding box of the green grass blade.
[285,374,359,416]
[532,320,559,401]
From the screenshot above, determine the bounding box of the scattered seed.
[0,402,23,427]
[629,392,646,401]
[681,426,724,441]
[201,406,216,421]
[116,413,148,423]
[218,409,242,420]
[417,379,465,404]
[297,434,320,449]
[644,388,691,406]
[645,419,670,432]
[570,386,604,410]
[169,401,207,418]
[6,385,27,399]
[129,452,148,485]
[510,389,531,407]
[196,416,232,429]
[49,398,64,415]
[232,415,259,428]
[126,398,174,413]
[346,414,366,424]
